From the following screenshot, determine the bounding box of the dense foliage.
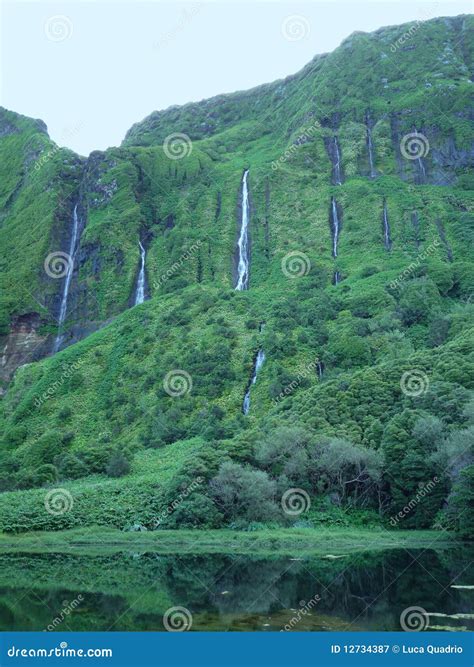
[0,15,473,537]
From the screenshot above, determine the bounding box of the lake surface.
[0,546,472,631]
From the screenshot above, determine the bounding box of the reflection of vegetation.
[0,547,471,631]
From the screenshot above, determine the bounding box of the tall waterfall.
[134,241,146,305]
[366,111,376,179]
[382,200,392,251]
[331,197,340,258]
[333,136,343,185]
[235,169,250,291]
[53,204,81,353]
[243,348,265,415]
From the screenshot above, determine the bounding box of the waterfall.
[316,360,324,379]
[235,169,250,291]
[382,200,392,251]
[331,197,340,258]
[53,204,81,353]
[333,136,343,185]
[366,111,376,179]
[333,270,341,285]
[134,241,146,305]
[242,348,265,415]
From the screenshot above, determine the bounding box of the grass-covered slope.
[0,15,473,536]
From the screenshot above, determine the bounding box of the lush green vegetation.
[0,16,473,538]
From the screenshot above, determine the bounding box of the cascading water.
[331,197,340,258]
[242,348,265,415]
[53,204,81,353]
[333,136,343,186]
[235,169,250,291]
[333,270,341,285]
[134,241,146,305]
[366,111,376,179]
[382,200,392,250]
[316,360,324,380]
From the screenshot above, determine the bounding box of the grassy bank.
[0,526,458,556]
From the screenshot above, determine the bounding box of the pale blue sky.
[1,1,470,155]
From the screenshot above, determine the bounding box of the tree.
[209,462,278,523]
[106,452,130,478]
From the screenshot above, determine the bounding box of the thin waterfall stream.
[242,349,265,415]
[331,197,340,258]
[235,169,250,291]
[53,204,81,353]
[134,241,147,305]
[382,200,392,250]
[333,136,343,186]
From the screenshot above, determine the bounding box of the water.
[316,360,324,379]
[243,348,265,415]
[235,170,250,291]
[366,111,376,179]
[333,136,343,185]
[53,204,81,353]
[382,200,392,251]
[331,197,340,258]
[0,547,471,631]
[333,271,341,286]
[134,241,146,305]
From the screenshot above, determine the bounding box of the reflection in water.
[0,548,472,631]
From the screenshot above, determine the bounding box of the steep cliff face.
[0,15,473,534]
